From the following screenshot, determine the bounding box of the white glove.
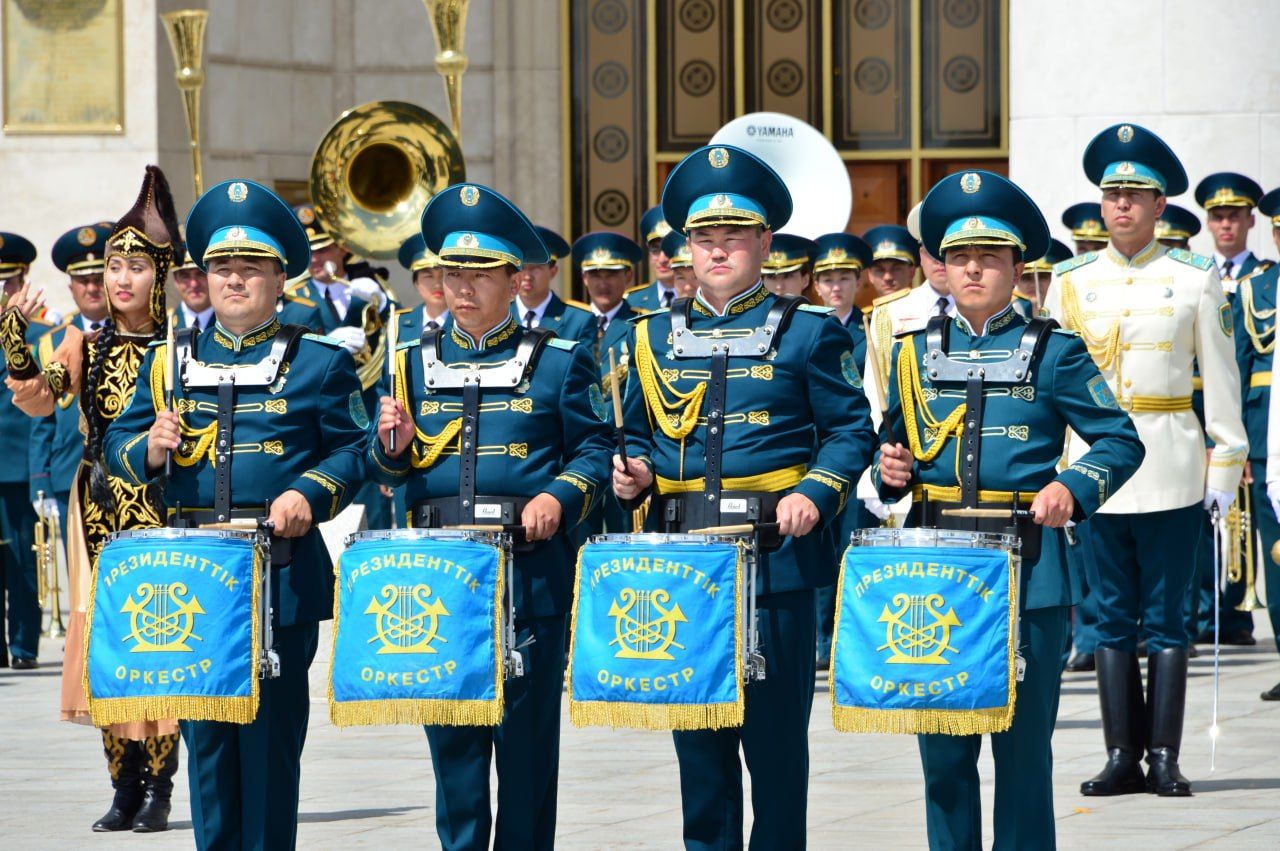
[1204,487,1235,517]
[1268,481,1280,523]
[862,496,892,522]
[32,497,59,520]
[347,276,386,312]
[42,307,64,325]
[328,325,366,356]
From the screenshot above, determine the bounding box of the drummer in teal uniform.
[0,231,51,668]
[612,145,877,848]
[573,231,646,535]
[877,170,1146,850]
[625,206,678,311]
[1242,187,1280,699]
[1156,203,1202,249]
[1013,238,1071,319]
[810,232,875,669]
[1062,202,1110,255]
[760,233,816,298]
[371,184,613,850]
[508,225,594,347]
[103,179,369,850]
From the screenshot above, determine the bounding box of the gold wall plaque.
[2,0,124,134]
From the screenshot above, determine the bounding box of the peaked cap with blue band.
[762,233,816,274]
[1023,238,1073,274]
[0,232,37,277]
[812,232,873,274]
[1155,204,1202,242]
[639,206,672,245]
[1061,202,1109,243]
[1194,171,1263,211]
[1259,187,1280,227]
[1083,123,1188,196]
[573,231,644,271]
[863,224,920,265]
[661,144,793,234]
[920,171,1050,261]
[186,180,312,279]
[660,230,692,268]
[420,183,549,269]
[397,232,439,272]
[53,223,113,275]
[534,226,572,262]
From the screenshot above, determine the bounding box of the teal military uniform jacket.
[276,289,327,332]
[103,318,369,627]
[368,316,614,618]
[285,276,383,334]
[1235,263,1277,461]
[511,292,596,348]
[29,318,83,502]
[625,280,674,312]
[882,305,1146,608]
[622,282,877,593]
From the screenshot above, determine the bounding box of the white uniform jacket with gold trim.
[1044,240,1246,513]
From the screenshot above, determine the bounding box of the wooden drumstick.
[940,507,1028,519]
[164,318,176,479]
[608,347,628,465]
[688,523,756,535]
[387,312,399,454]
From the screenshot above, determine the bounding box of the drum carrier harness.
[167,323,309,679]
[407,325,556,551]
[912,314,1057,563]
[658,294,804,551]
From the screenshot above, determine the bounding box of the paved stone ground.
[4,611,1279,849]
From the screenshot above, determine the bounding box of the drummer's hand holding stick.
[878,442,914,489]
[522,493,562,542]
[1029,482,1075,528]
[612,455,653,501]
[145,411,181,476]
[268,490,312,538]
[376,395,414,458]
[776,493,820,537]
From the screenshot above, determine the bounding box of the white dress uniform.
[1044,241,1246,512]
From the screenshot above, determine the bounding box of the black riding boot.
[92,730,144,831]
[1080,648,1148,795]
[133,733,180,832]
[1146,647,1192,796]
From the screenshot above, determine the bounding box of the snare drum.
[329,528,516,728]
[85,527,268,727]
[830,527,1021,736]
[568,532,752,730]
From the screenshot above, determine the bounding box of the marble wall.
[1008,0,1280,261]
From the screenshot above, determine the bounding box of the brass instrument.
[1225,491,1246,584]
[32,490,65,639]
[423,0,471,142]
[160,10,210,197]
[321,261,390,392]
[1237,485,1266,612]
[309,100,465,260]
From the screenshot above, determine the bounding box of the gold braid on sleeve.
[0,308,37,379]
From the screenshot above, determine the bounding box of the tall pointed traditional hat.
[105,165,182,327]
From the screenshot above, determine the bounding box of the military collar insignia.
[693,281,769,317]
[954,304,1015,338]
[451,315,518,350]
[1105,239,1162,269]
[213,316,281,352]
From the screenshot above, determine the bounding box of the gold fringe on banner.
[829,548,1018,736]
[327,544,507,727]
[85,544,262,727]
[566,541,746,731]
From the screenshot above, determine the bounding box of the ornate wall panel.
[743,0,822,123]
[656,0,736,152]
[921,0,1002,148]
[571,0,648,236]
[833,0,911,150]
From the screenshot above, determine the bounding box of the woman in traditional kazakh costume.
[1,167,181,834]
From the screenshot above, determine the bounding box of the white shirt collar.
[421,306,449,328]
[180,304,214,330]
[80,314,106,332]
[515,291,554,326]
[590,301,624,322]
[1214,249,1252,273]
[906,283,955,315]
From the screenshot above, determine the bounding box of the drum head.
[850,527,1017,551]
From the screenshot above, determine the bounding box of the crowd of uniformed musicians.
[0,119,1277,850]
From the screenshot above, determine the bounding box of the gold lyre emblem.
[877,593,962,665]
[608,588,687,660]
[121,583,205,653]
[365,584,450,654]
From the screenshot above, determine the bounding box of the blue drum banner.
[329,535,504,727]
[831,545,1017,735]
[569,538,744,730]
[86,533,261,726]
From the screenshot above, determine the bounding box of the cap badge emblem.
[1118,125,1134,143]
[297,206,315,224]
[227,182,249,203]
[226,226,247,241]
[460,186,480,206]
[77,227,97,246]
[708,147,730,169]
[960,173,982,194]
[964,217,983,230]
[1115,161,1136,176]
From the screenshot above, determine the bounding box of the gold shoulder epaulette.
[395,306,413,316]
[631,305,651,315]
[283,274,310,295]
[563,298,592,312]
[871,288,911,308]
[624,282,650,295]
[283,291,316,307]
[1054,252,1098,276]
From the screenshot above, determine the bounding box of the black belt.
[910,493,1042,563]
[168,506,294,566]
[412,496,536,551]
[657,490,782,551]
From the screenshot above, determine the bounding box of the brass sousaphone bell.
[309,100,465,260]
